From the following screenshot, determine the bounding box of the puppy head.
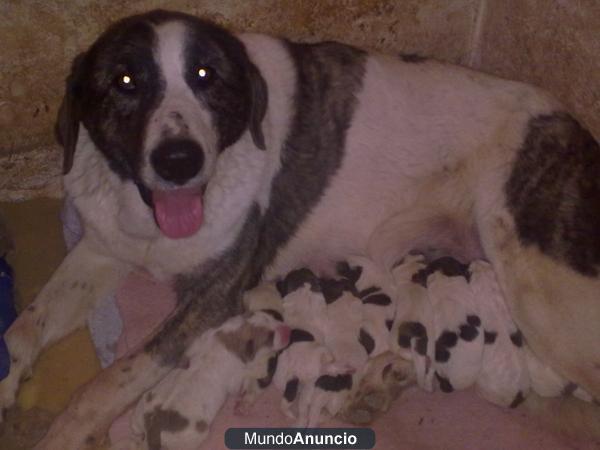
[247,311,291,355]
[56,10,267,239]
[217,312,290,364]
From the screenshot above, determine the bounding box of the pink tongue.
[152,189,203,239]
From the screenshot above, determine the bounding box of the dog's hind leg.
[476,113,600,402]
[0,239,129,418]
[479,211,600,400]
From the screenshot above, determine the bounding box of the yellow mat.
[0,199,101,448]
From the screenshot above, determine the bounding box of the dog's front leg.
[32,282,242,450]
[34,209,261,449]
[0,238,129,417]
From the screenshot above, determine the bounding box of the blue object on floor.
[0,256,16,380]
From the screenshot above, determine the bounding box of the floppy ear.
[55,53,86,174]
[246,61,268,150]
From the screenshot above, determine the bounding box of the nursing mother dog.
[1,9,599,449]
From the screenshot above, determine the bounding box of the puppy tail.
[523,393,600,442]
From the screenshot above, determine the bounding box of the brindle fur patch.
[216,322,274,363]
[144,407,189,450]
[506,113,600,276]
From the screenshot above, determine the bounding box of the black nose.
[151,139,204,185]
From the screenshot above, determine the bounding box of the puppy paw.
[342,407,373,425]
[340,387,390,425]
[340,352,415,425]
[0,363,23,422]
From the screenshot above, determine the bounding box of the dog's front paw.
[0,371,20,421]
[0,349,31,422]
[0,326,36,421]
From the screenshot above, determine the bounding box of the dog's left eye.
[115,73,136,92]
[195,66,213,85]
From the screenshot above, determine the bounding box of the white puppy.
[468,261,530,407]
[130,312,289,450]
[273,341,335,425]
[341,256,397,358]
[390,254,435,391]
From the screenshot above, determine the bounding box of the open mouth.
[136,182,205,239]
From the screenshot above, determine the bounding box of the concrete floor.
[0,198,101,449]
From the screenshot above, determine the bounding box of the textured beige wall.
[474,0,600,139]
[0,0,478,158]
[1,0,599,200]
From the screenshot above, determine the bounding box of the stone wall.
[473,0,600,137]
[0,0,598,200]
[0,0,479,158]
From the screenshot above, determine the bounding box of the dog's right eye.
[115,73,136,92]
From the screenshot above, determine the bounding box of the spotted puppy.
[274,340,338,426]
[423,257,485,392]
[391,256,527,400]
[274,264,410,427]
[300,281,365,427]
[338,257,397,358]
[274,268,356,426]
[129,312,289,450]
[390,256,593,408]
[390,254,435,391]
[276,268,329,343]
[469,261,592,407]
[466,260,530,406]
[331,258,419,424]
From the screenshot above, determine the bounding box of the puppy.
[339,256,397,358]
[390,254,435,391]
[129,312,288,450]
[274,341,334,424]
[340,352,416,425]
[275,270,358,427]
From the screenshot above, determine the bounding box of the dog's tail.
[523,393,600,442]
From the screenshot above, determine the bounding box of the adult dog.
[1,9,599,449]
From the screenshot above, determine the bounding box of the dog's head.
[56,10,267,239]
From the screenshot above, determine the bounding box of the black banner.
[225,428,375,449]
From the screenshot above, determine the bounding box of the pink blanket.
[108,271,592,450]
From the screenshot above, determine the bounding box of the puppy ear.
[247,62,268,150]
[55,52,86,174]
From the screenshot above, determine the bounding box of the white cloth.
[61,196,122,368]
